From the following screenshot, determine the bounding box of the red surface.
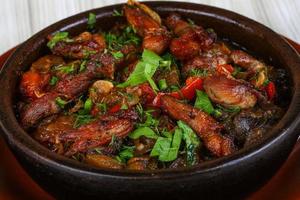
[0,39,300,200]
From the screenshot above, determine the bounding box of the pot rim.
[1,1,300,180]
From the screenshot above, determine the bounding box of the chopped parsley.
[112,51,124,60]
[87,13,96,30]
[116,146,135,163]
[55,64,75,74]
[49,76,58,86]
[55,97,67,109]
[73,114,95,128]
[79,60,87,72]
[112,9,123,16]
[47,32,72,49]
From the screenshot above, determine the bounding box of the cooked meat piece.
[34,115,75,146]
[19,71,50,101]
[142,28,171,55]
[160,95,235,157]
[126,156,157,170]
[85,154,124,169]
[54,73,94,99]
[182,43,231,76]
[31,55,65,73]
[166,13,214,60]
[60,109,138,156]
[20,93,61,129]
[124,2,170,54]
[230,50,265,74]
[203,74,257,109]
[51,32,106,59]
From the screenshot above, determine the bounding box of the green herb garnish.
[194,90,214,114]
[117,49,161,91]
[47,32,72,49]
[97,103,107,113]
[158,79,168,90]
[116,146,135,163]
[87,13,96,30]
[120,104,128,110]
[189,69,208,77]
[177,121,200,166]
[112,9,123,16]
[150,128,182,162]
[79,60,87,72]
[55,97,67,109]
[55,64,75,74]
[73,114,95,128]
[112,51,124,60]
[49,76,58,86]
[83,98,93,113]
[129,127,158,139]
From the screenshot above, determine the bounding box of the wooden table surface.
[0,0,300,55]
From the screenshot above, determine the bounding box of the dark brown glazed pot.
[1,2,300,199]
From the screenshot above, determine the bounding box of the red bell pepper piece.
[216,64,234,75]
[152,77,203,107]
[266,81,276,100]
[108,104,122,113]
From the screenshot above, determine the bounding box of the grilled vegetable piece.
[160,95,235,157]
[203,74,257,109]
[59,109,138,156]
[124,1,171,54]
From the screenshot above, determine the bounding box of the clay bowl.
[1,1,300,199]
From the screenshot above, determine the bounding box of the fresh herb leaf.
[194,90,214,114]
[112,9,123,16]
[55,97,67,109]
[120,104,128,110]
[189,69,208,77]
[158,79,168,90]
[47,32,71,49]
[83,98,93,113]
[129,127,158,139]
[116,146,135,163]
[82,49,97,58]
[79,60,87,72]
[73,114,95,128]
[138,111,159,130]
[177,121,200,166]
[112,51,124,60]
[117,49,162,91]
[97,103,107,113]
[187,18,195,26]
[263,78,270,86]
[104,26,141,51]
[150,128,182,162]
[55,64,75,74]
[87,13,96,30]
[49,76,58,86]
